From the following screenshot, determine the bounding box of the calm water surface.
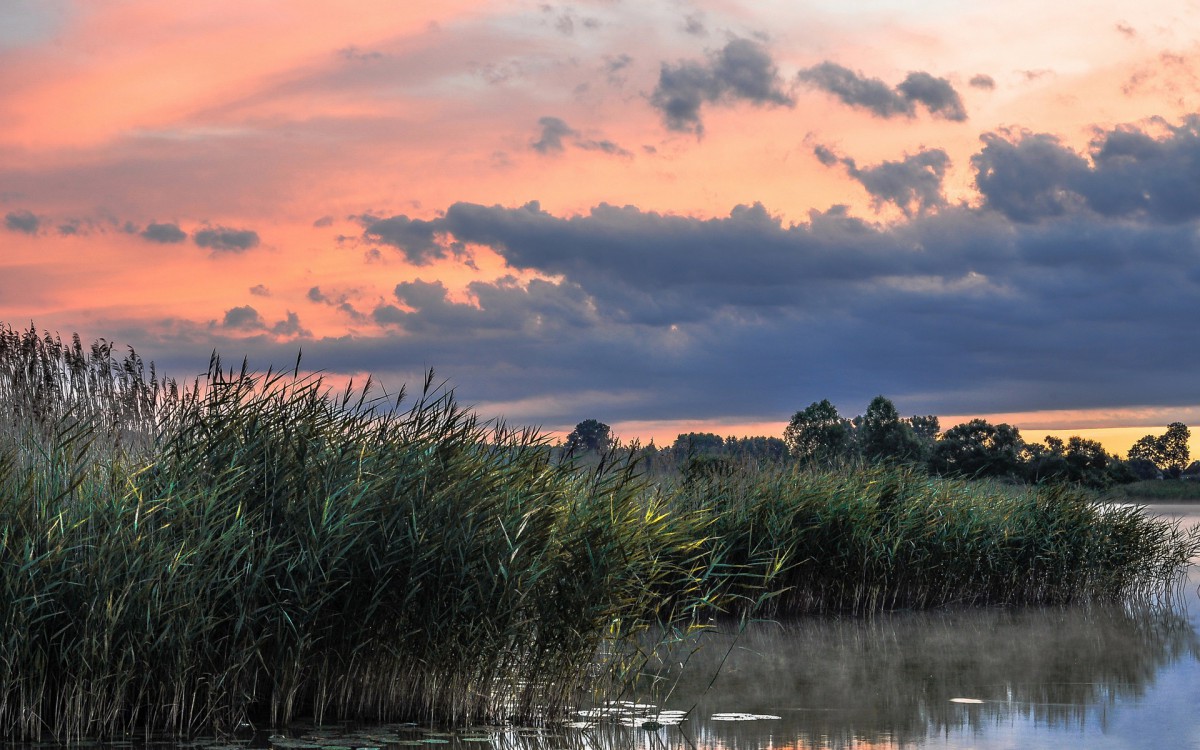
[599,502,1200,750]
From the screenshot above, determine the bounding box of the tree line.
[562,397,1194,488]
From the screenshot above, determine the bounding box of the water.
[592,502,1200,750]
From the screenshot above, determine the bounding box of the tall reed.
[0,329,730,740]
[673,463,1199,615]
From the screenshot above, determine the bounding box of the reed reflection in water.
[588,507,1200,750]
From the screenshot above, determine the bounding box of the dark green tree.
[908,414,941,441]
[784,399,853,465]
[1160,422,1191,478]
[930,419,1025,478]
[564,418,613,453]
[673,432,727,457]
[1128,423,1191,478]
[859,395,923,464]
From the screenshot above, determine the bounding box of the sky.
[2,0,1199,455]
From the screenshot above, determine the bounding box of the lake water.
[567,502,1200,750]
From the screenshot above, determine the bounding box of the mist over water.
[574,504,1200,750]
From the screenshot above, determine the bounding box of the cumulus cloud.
[651,38,794,134]
[374,276,596,335]
[974,117,1200,222]
[798,62,967,121]
[4,209,39,234]
[361,214,447,264]
[339,158,1200,424]
[815,146,951,216]
[221,305,265,331]
[140,222,187,243]
[219,305,309,336]
[270,312,309,337]
[249,284,271,296]
[194,226,260,252]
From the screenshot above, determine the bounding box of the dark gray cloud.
[896,72,967,120]
[816,146,951,216]
[361,214,447,264]
[140,222,188,244]
[798,62,967,121]
[651,38,794,134]
[313,215,334,227]
[974,117,1200,222]
[531,116,633,157]
[309,285,368,322]
[249,284,271,297]
[4,209,39,234]
[219,306,309,337]
[532,116,575,154]
[968,74,996,90]
[194,226,260,252]
[375,276,595,335]
[330,160,1200,427]
[270,312,309,337]
[222,305,265,331]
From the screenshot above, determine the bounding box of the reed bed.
[676,463,1199,615]
[0,324,1196,740]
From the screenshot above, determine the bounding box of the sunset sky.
[3,0,1199,454]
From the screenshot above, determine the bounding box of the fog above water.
[574,504,1200,750]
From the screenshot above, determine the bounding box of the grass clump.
[0,326,726,740]
[672,463,1199,614]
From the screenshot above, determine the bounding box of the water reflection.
[644,593,1199,749]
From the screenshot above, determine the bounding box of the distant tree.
[859,395,923,464]
[1128,423,1191,478]
[564,419,613,454]
[730,435,789,462]
[1063,436,1112,486]
[1023,437,1070,483]
[784,399,854,465]
[908,414,941,442]
[931,419,1025,478]
[1160,422,1191,478]
[673,432,727,457]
